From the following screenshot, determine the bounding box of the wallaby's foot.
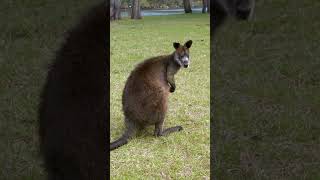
[155,125,183,137]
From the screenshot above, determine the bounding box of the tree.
[110,0,121,21]
[131,0,142,19]
[183,0,192,13]
[202,0,207,13]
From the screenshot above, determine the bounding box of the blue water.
[121,8,203,17]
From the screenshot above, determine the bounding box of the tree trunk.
[183,0,192,13]
[202,0,207,13]
[110,0,121,21]
[131,0,142,19]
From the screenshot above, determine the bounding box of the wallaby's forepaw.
[169,85,176,93]
[177,126,183,131]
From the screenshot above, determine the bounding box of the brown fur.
[110,40,192,151]
[123,55,172,125]
[38,2,108,180]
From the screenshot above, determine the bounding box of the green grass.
[0,1,102,179]
[110,14,210,179]
[213,0,320,179]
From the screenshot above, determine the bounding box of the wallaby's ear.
[184,40,192,48]
[173,42,180,49]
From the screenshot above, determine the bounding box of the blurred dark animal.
[38,2,107,180]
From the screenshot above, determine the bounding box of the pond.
[121,8,203,17]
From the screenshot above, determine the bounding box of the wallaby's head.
[173,40,192,68]
[215,0,255,20]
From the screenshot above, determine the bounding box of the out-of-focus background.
[213,0,320,179]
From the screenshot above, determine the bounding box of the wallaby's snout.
[180,52,190,68]
[182,56,189,68]
[234,0,255,20]
[236,8,251,20]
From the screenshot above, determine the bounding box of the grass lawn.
[110,14,210,179]
[213,0,320,179]
[0,1,102,179]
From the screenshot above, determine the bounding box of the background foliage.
[121,0,202,9]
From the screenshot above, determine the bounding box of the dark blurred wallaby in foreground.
[39,2,107,180]
[110,40,193,151]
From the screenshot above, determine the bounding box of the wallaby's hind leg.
[154,122,183,137]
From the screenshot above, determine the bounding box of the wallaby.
[110,40,193,151]
[38,2,107,180]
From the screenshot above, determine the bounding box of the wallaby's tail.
[110,121,136,151]
[110,135,129,151]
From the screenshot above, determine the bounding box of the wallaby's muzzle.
[182,56,189,68]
